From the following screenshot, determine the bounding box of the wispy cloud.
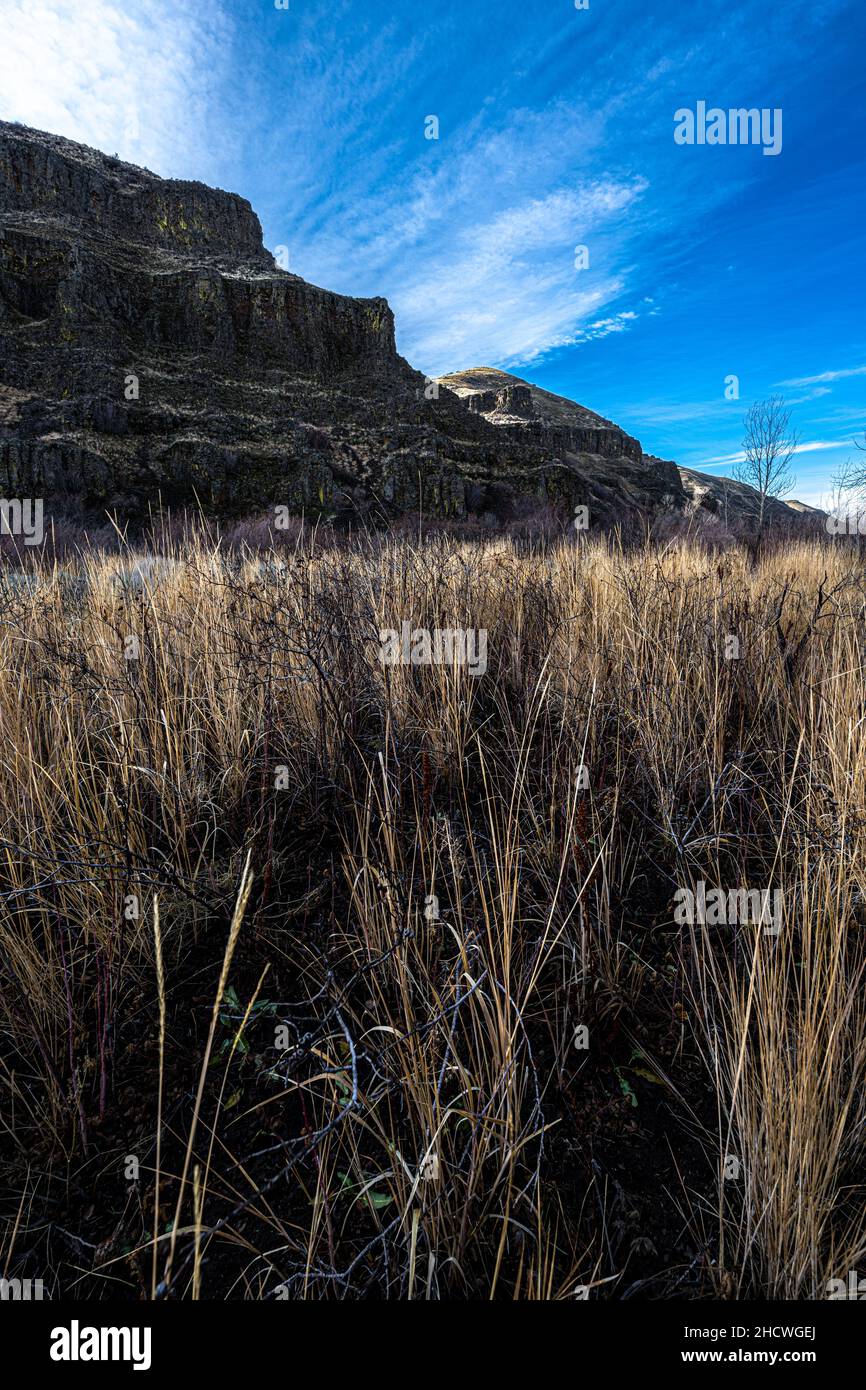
[777,365,866,387]
[701,440,848,466]
[626,399,736,426]
[0,0,232,179]
[287,90,649,376]
[785,388,832,404]
[812,407,866,426]
[388,179,647,374]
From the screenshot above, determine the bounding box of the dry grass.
[0,528,864,1300]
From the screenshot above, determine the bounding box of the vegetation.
[0,523,864,1299]
[734,395,800,534]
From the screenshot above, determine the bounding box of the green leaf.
[615,1067,638,1108]
[631,1065,666,1087]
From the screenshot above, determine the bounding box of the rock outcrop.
[0,120,807,534]
[438,368,685,521]
[675,463,825,528]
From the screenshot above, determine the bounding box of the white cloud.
[702,440,848,466]
[812,407,866,426]
[777,365,866,387]
[0,0,232,179]
[636,399,734,425]
[577,311,638,339]
[785,387,832,404]
[389,178,648,375]
[289,87,651,377]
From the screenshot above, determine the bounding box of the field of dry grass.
[1,526,864,1300]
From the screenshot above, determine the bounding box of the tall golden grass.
[0,529,864,1299]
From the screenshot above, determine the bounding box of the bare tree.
[828,435,866,535]
[734,395,799,534]
[835,433,866,490]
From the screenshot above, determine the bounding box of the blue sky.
[2,0,864,503]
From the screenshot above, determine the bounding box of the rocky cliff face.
[438,367,685,520]
[1,121,421,520]
[0,121,797,533]
[674,463,824,527]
